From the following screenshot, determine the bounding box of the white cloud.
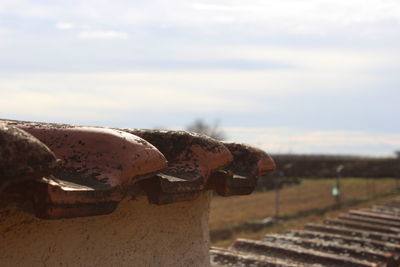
[0,71,253,121]
[190,0,400,35]
[0,0,399,157]
[55,22,75,30]
[2,0,400,37]
[78,31,129,39]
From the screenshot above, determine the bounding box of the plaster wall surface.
[0,192,212,267]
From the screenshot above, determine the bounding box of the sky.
[0,0,399,156]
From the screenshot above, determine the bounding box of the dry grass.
[210,178,399,246]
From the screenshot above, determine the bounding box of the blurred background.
[1,0,400,245]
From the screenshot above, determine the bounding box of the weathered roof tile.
[122,129,233,204]
[0,123,59,192]
[208,142,276,197]
[0,119,275,218]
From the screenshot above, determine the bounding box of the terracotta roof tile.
[222,142,276,177]
[0,119,276,219]
[0,122,59,192]
[122,129,233,204]
[208,142,276,197]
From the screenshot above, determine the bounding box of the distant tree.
[186,119,226,140]
[152,125,167,130]
[395,150,400,159]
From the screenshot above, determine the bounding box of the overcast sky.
[1,0,399,156]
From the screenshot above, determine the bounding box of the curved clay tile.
[0,123,59,193]
[1,119,276,216]
[120,129,234,204]
[3,120,167,219]
[222,142,276,177]
[208,142,276,196]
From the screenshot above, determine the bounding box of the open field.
[210,178,399,246]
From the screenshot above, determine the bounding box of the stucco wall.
[0,191,212,267]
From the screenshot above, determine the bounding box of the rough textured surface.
[0,192,212,267]
[210,247,301,267]
[206,142,276,197]
[9,123,168,188]
[222,142,276,177]
[211,200,400,267]
[0,123,59,192]
[0,119,275,219]
[124,129,234,204]
[0,118,276,267]
[1,121,168,219]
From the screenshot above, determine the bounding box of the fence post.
[275,186,280,218]
[333,165,344,206]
